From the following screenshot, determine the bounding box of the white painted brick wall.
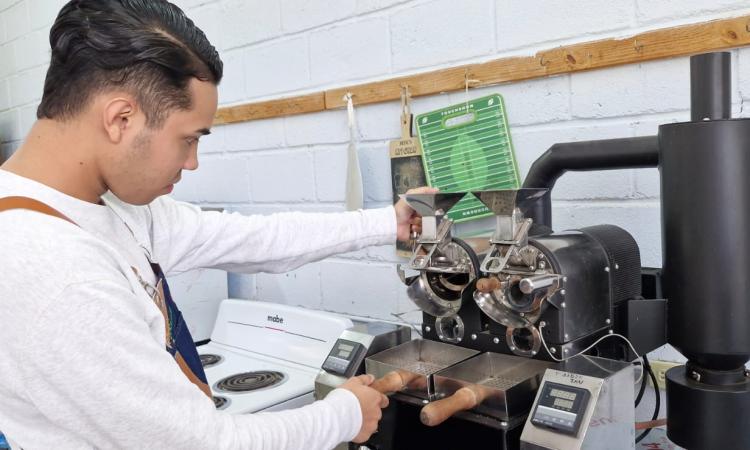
[281,0,356,34]
[390,0,495,71]
[320,260,400,319]
[6,0,750,364]
[218,0,282,50]
[222,118,286,152]
[309,17,390,85]
[244,37,310,98]
[636,0,750,24]
[496,0,634,51]
[570,59,692,119]
[247,150,316,202]
[3,1,31,41]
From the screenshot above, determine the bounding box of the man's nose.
[184,146,199,171]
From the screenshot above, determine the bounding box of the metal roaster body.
[402,188,644,363]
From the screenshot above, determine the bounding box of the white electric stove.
[198,299,353,414]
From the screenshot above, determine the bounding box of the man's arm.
[149,187,436,276]
[149,197,396,275]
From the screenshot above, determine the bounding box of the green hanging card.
[415,94,520,222]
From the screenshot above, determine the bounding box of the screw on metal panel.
[561,289,566,296]
[691,371,701,382]
[608,330,614,334]
[564,348,569,354]
[422,399,429,404]
[471,334,477,340]
[510,346,516,351]
[550,347,557,354]
[493,337,500,344]
[563,277,567,282]
[615,264,620,270]
[564,334,569,340]
[520,312,526,317]
[531,351,537,356]
[561,302,566,308]
[500,421,508,427]
[746,370,750,378]
[606,318,611,324]
[604,266,610,272]
[540,321,547,327]
[425,326,432,333]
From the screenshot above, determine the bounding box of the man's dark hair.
[37,0,223,127]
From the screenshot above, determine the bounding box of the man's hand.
[339,374,389,443]
[395,186,439,242]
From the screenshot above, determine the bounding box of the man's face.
[105,78,218,205]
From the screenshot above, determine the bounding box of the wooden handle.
[420,386,484,427]
[370,371,408,394]
[476,277,501,293]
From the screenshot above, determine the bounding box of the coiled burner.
[214,371,287,393]
[200,354,223,368]
[212,396,230,409]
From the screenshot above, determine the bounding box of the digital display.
[554,398,574,409]
[532,382,590,436]
[550,388,577,401]
[337,343,354,359]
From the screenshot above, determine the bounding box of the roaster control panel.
[322,339,366,377]
[530,381,590,436]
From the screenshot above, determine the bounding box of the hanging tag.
[344,93,363,211]
[389,86,427,256]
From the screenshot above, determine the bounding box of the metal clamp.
[408,219,454,270]
[480,218,532,273]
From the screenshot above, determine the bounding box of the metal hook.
[400,84,411,116]
[464,69,480,112]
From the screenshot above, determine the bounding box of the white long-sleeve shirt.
[0,169,397,450]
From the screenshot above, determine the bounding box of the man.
[0,1,431,448]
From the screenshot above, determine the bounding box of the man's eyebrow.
[196,128,212,136]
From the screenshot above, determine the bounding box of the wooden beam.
[214,92,326,125]
[215,14,750,124]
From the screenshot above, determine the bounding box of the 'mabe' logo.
[267,315,284,324]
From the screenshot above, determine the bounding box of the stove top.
[214,370,287,393]
[200,354,223,368]
[199,342,320,414]
[198,299,354,414]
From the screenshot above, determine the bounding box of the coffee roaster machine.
[315,52,750,449]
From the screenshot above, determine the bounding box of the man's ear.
[102,96,138,144]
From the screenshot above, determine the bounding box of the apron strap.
[0,196,212,399]
[0,196,77,225]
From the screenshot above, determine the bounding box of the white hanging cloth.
[344,93,363,211]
